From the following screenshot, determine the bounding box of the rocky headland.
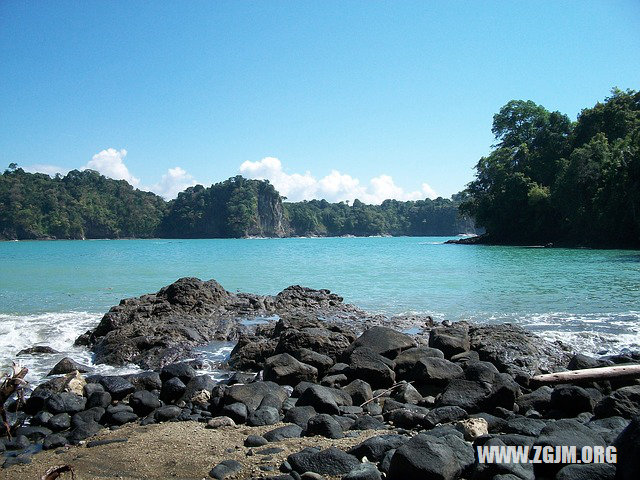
[2,278,640,479]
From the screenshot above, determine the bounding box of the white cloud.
[151,166,198,200]
[240,157,317,201]
[83,148,140,186]
[24,164,69,176]
[239,157,439,204]
[421,182,438,200]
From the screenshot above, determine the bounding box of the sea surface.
[1,237,639,383]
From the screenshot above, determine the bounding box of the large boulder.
[533,419,607,477]
[594,385,640,419]
[297,384,352,414]
[45,392,86,414]
[78,278,364,370]
[47,357,90,376]
[223,381,288,412]
[264,353,318,385]
[614,415,640,480]
[305,414,344,439]
[345,327,416,359]
[348,434,408,462]
[274,317,356,361]
[344,347,396,389]
[550,385,597,416]
[287,447,360,476]
[394,347,446,381]
[469,323,571,378]
[429,324,470,358]
[129,390,162,416]
[388,434,463,480]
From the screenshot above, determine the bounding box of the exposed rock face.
[254,186,288,237]
[76,277,366,370]
[468,323,572,378]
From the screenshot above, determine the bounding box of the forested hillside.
[461,88,640,248]
[159,176,288,238]
[0,166,166,239]
[0,169,475,240]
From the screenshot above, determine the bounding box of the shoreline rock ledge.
[74,277,370,369]
[4,278,640,478]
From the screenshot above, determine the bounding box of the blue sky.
[1,1,639,202]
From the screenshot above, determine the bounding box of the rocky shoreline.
[2,278,640,479]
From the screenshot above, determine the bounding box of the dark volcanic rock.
[287,447,360,476]
[224,381,288,412]
[437,379,493,412]
[343,379,373,406]
[344,347,396,389]
[344,463,382,480]
[594,385,640,419]
[245,435,268,447]
[615,415,640,480]
[47,413,71,431]
[283,406,317,429]
[160,362,197,383]
[263,425,303,442]
[556,463,616,480]
[533,419,607,477]
[68,421,102,443]
[305,414,344,439]
[411,357,463,385]
[428,324,470,358]
[221,403,249,424]
[388,434,462,480]
[348,434,408,461]
[550,385,596,416]
[297,384,352,414]
[79,277,363,370]
[247,407,280,426]
[209,459,242,479]
[394,347,445,381]
[43,434,67,450]
[126,371,163,391]
[47,357,90,375]
[160,377,186,403]
[345,327,416,359]
[129,390,162,416]
[567,353,614,370]
[99,376,135,400]
[469,323,571,377]
[87,391,112,409]
[274,317,357,361]
[516,386,552,413]
[294,349,334,376]
[17,345,59,355]
[154,405,182,422]
[264,353,318,385]
[45,392,86,414]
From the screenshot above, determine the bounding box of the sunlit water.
[1,237,638,383]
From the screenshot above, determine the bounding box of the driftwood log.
[0,363,29,437]
[532,364,640,384]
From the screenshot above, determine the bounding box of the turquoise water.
[1,237,639,380]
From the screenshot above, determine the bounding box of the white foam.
[0,311,141,385]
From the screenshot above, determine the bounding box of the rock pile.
[2,279,639,479]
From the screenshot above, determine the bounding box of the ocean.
[1,237,638,383]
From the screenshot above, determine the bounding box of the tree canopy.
[461,88,640,247]
[0,169,476,240]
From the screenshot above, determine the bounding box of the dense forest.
[461,88,640,248]
[0,168,475,240]
[0,166,166,240]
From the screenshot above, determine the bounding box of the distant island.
[2,88,637,247]
[0,169,476,240]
